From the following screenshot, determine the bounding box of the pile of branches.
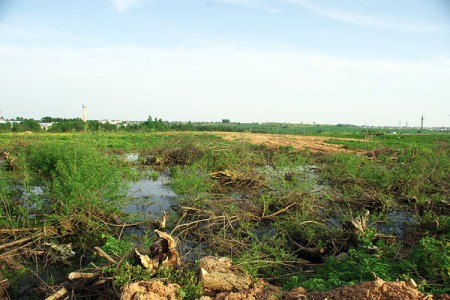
[210,170,267,192]
[143,145,205,168]
[0,226,60,269]
[171,198,299,257]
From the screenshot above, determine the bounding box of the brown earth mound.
[307,278,428,300]
[199,278,448,300]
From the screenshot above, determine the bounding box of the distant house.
[39,122,54,130]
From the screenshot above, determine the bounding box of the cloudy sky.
[0,0,449,126]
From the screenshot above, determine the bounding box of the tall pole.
[420,113,424,130]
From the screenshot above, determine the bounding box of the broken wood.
[0,226,57,235]
[135,249,157,270]
[135,230,180,270]
[211,169,266,190]
[0,236,33,251]
[0,278,8,299]
[94,246,118,264]
[68,272,99,280]
[345,210,370,244]
[44,287,67,300]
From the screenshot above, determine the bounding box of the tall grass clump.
[23,141,126,238]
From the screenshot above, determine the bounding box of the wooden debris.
[68,272,99,280]
[135,249,157,270]
[346,210,370,244]
[94,246,118,264]
[136,230,180,270]
[158,211,167,229]
[44,243,75,259]
[44,287,67,300]
[211,169,265,190]
[0,278,8,299]
[198,256,252,295]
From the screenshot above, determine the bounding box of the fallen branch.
[94,246,118,264]
[44,287,67,300]
[260,203,298,220]
[0,236,33,251]
[0,226,57,235]
[68,272,99,280]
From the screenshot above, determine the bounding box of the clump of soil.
[307,278,430,300]
[198,280,283,300]
[120,280,181,300]
[198,277,449,300]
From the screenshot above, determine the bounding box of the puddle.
[123,153,140,163]
[123,170,176,222]
[259,164,326,193]
[375,210,419,239]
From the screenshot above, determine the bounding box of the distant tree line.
[1,116,398,135]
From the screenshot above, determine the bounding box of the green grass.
[0,130,448,297]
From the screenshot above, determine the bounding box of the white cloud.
[282,0,444,32]
[110,0,140,12]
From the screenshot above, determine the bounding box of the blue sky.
[0,0,449,126]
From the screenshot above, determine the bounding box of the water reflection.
[123,170,176,222]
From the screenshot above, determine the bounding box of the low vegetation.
[0,130,448,299]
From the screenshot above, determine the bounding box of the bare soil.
[158,131,363,154]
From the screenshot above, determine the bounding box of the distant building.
[39,122,54,130]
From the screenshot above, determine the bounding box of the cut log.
[198,256,252,295]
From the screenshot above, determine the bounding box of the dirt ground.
[159,131,363,154]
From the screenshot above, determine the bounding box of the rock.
[120,280,181,300]
[198,257,252,295]
[335,252,350,261]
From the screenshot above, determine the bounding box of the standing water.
[123,169,176,222]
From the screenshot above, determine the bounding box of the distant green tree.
[11,119,41,132]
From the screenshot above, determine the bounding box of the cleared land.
[159,131,363,153]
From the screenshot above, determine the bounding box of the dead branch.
[0,236,33,251]
[94,246,118,264]
[260,202,298,220]
[0,226,57,235]
[44,287,67,300]
[68,272,99,280]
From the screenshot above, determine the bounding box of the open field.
[158,131,364,154]
[0,131,449,299]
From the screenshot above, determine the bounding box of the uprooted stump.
[198,256,252,296]
[135,230,180,271]
[120,279,181,300]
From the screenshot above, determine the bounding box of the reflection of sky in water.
[123,173,176,219]
[376,210,419,239]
